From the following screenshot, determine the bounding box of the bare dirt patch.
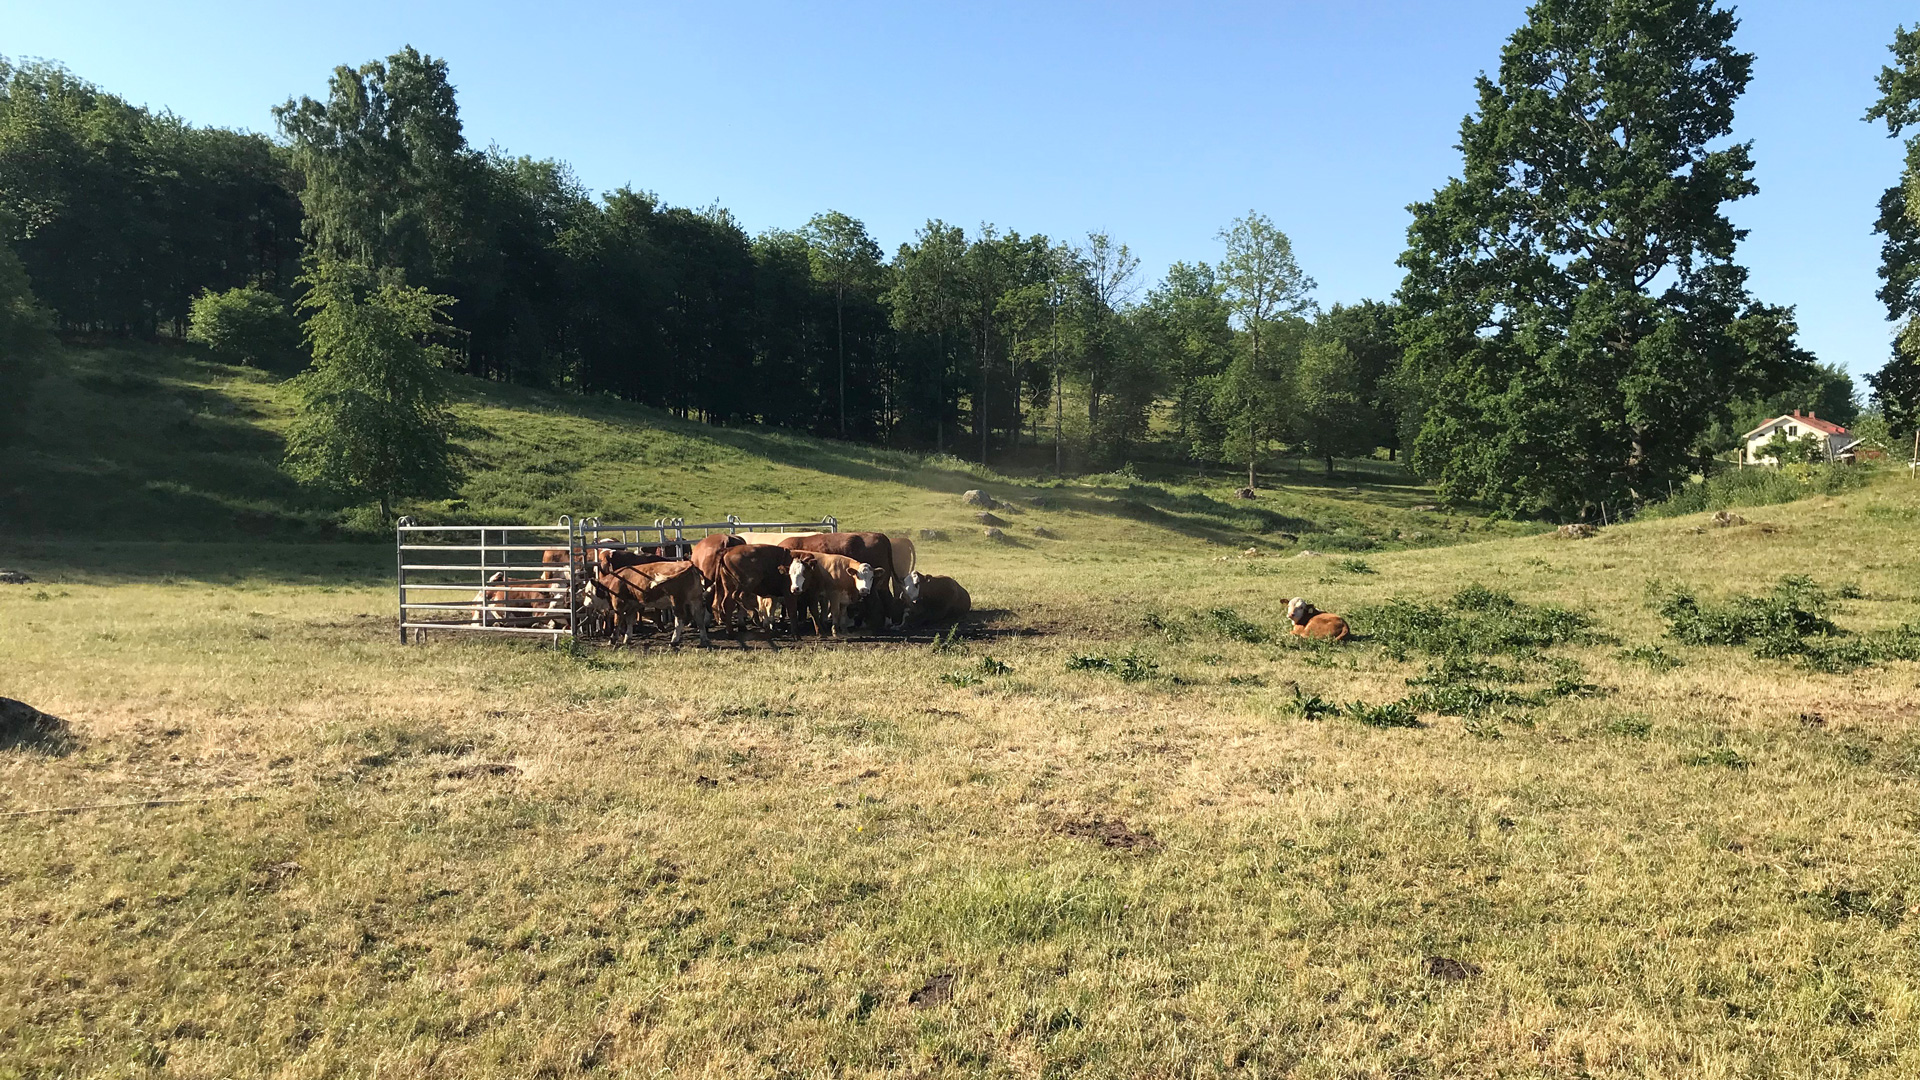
[1058,816,1162,851]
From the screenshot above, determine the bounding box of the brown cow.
[627,561,711,646]
[900,571,970,629]
[1286,598,1351,642]
[713,543,795,635]
[778,532,914,627]
[690,532,746,583]
[594,562,711,646]
[787,551,876,636]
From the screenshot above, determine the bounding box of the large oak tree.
[1396,0,1814,518]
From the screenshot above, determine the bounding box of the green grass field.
[4,343,1919,1078]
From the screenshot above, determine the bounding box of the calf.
[594,562,711,646]
[778,532,914,627]
[470,571,565,628]
[714,543,796,635]
[788,551,876,636]
[626,561,711,646]
[1285,597,1351,642]
[900,571,970,629]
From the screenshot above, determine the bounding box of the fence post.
[562,515,578,644]
[395,516,412,644]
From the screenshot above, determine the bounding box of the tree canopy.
[1395,0,1816,518]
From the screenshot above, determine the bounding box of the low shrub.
[1343,700,1421,728]
[1066,651,1159,683]
[1353,585,1602,660]
[1646,465,1871,518]
[187,286,300,370]
[1655,575,1920,672]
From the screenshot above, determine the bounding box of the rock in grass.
[961,489,996,509]
[1557,523,1597,539]
[0,570,31,584]
[1234,487,1257,499]
[974,512,1007,526]
[1710,510,1747,528]
[1032,526,1059,539]
[984,527,1008,542]
[917,528,949,541]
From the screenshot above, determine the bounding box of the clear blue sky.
[5,0,1912,381]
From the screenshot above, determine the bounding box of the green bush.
[1646,464,1871,518]
[187,286,299,369]
[1352,584,1602,659]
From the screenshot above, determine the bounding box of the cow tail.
[891,535,917,577]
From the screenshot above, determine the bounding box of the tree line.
[6,0,1919,521]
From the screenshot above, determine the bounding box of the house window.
[1788,426,1798,435]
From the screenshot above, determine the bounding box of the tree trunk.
[1325,453,1334,477]
[1247,417,1256,492]
[1054,367,1064,476]
[980,312,990,464]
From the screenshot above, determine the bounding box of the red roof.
[1744,410,1848,439]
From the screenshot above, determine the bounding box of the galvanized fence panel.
[395,513,839,643]
[395,516,579,643]
[575,515,838,560]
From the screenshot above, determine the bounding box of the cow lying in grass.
[788,551,876,637]
[900,571,970,630]
[471,571,568,628]
[1286,597,1351,642]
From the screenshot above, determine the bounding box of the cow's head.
[788,557,810,595]
[902,571,923,603]
[854,562,875,597]
[1286,597,1317,625]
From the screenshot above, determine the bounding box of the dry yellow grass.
[3,478,1919,1078]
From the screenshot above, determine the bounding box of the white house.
[1741,409,1856,465]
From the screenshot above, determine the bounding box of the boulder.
[1412,504,1441,513]
[0,570,30,585]
[974,511,1007,526]
[1709,510,1747,528]
[1234,487,1257,500]
[983,527,1007,542]
[917,528,949,541]
[0,697,71,752]
[961,490,996,509]
[1031,526,1059,539]
[1557,523,1597,540]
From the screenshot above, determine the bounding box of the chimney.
[1792,409,1801,418]
[1809,410,1817,419]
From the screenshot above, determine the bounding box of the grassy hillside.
[4,433,1920,1076]
[1,341,1536,554]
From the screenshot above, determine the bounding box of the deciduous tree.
[1396,0,1813,518]
[283,261,462,522]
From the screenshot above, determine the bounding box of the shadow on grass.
[0,540,393,586]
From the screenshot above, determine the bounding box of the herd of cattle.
[469,530,971,645]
